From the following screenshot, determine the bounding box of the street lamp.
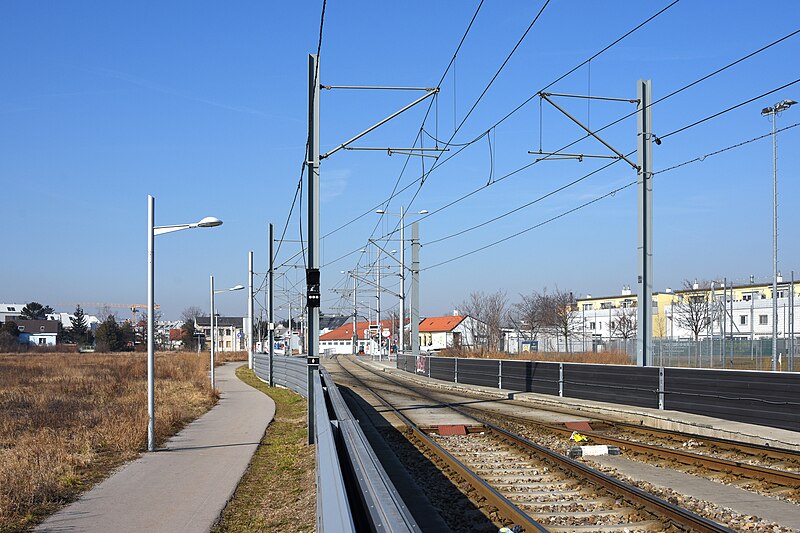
[147,194,222,452]
[762,99,796,371]
[375,207,427,353]
[210,279,244,388]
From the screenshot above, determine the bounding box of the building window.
[39,338,46,345]
[589,322,596,330]
[759,315,768,325]
[740,315,747,325]
[40,325,46,331]
[583,304,592,311]
[600,302,612,310]
[7,307,15,311]
[742,294,752,301]
[777,290,786,298]
[225,341,231,348]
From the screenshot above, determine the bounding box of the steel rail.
[610,421,800,463]
[349,357,735,533]
[330,357,548,532]
[456,405,800,487]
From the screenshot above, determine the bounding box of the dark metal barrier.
[395,355,800,432]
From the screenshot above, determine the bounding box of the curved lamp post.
[147,194,222,452]
[210,280,245,388]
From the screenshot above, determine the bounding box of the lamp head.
[230,285,245,291]
[761,107,773,116]
[418,210,429,214]
[197,217,223,228]
[375,210,385,214]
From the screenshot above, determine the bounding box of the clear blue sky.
[2,1,799,321]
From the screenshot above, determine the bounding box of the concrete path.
[37,363,275,533]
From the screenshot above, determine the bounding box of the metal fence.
[253,353,307,396]
[601,337,798,371]
[396,354,800,432]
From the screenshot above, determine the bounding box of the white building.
[195,316,246,352]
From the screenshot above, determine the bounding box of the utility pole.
[636,79,653,367]
[399,206,405,353]
[411,222,420,357]
[248,251,254,370]
[269,223,274,386]
[352,273,358,355]
[306,53,321,444]
[376,246,382,359]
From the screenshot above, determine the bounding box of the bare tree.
[510,291,546,341]
[181,306,203,326]
[674,279,711,341]
[458,290,507,352]
[610,305,637,340]
[540,288,580,353]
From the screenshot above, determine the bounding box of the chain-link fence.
[599,337,798,371]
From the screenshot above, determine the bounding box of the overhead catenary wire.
[331,10,794,256]
[321,0,684,254]
[421,106,800,271]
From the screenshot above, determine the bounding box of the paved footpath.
[37,363,275,533]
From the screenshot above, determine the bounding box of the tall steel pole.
[268,223,274,386]
[307,53,320,443]
[411,222,420,357]
[147,195,156,452]
[210,275,216,389]
[771,112,779,371]
[352,272,358,355]
[248,251,254,370]
[636,79,653,367]
[399,206,405,353]
[377,246,381,359]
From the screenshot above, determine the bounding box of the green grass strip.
[213,366,315,532]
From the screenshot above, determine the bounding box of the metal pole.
[248,251,254,369]
[772,112,778,371]
[377,246,381,359]
[791,271,795,371]
[352,273,359,355]
[399,206,405,353]
[710,281,715,367]
[210,275,216,389]
[636,79,653,367]
[288,301,292,355]
[147,195,156,452]
[269,223,274,386]
[307,53,320,443]
[411,222,420,357]
[722,279,727,368]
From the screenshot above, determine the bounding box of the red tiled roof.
[419,315,465,332]
[320,319,396,341]
[170,329,183,341]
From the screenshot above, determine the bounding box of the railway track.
[329,356,734,532]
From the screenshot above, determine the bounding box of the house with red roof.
[320,319,397,355]
[419,313,481,352]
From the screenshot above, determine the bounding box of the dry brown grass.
[214,350,248,363]
[0,351,217,532]
[437,348,633,365]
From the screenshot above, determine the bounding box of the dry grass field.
[0,351,217,532]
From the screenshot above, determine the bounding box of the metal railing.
[252,353,418,531]
[253,353,307,396]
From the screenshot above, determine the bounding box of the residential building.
[419,314,483,352]
[195,316,246,352]
[320,319,395,355]
[16,319,60,346]
[0,303,26,324]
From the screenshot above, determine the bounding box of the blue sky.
[2,1,799,321]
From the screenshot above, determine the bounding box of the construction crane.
[58,303,161,324]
